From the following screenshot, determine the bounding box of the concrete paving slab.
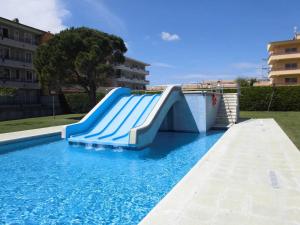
[139,119,300,225]
[0,125,64,144]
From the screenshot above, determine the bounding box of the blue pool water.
[0,131,223,225]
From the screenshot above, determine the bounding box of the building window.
[285,77,298,84]
[0,68,10,80]
[1,27,9,38]
[0,47,10,60]
[14,30,19,41]
[24,33,32,44]
[285,63,298,70]
[25,52,32,63]
[285,47,297,53]
[16,70,20,80]
[26,71,33,81]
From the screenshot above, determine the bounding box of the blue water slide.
[62,87,131,139]
[94,94,160,146]
[64,85,182,148]
[113,94,159,141]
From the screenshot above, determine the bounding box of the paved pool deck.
[0,125,64,144]
[140,119,300,225]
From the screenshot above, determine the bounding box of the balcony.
[116,77,149,85]
[0,37,38,51]
[114,64,149,75]
[268,50,300,64]
[0,57,33,70]
[0,79,40,89]
[269,67,300,77]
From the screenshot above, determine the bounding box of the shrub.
[64,86,300,113]
[0,87,17,96]
[239,86,300,111]
[64,92,105,113]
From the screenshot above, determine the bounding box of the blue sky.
[2,0,300,85]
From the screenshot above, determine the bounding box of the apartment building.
[0,17,51,104]
[0,17,150,104]
[113,57,150,90]
[268,33,300,85]
[65,56,150,93]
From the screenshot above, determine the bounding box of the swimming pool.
[0,131,224,225]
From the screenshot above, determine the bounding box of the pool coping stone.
[0,125,64,145]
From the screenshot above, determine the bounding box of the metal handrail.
[271,67,299,71]
[270,50,300,56]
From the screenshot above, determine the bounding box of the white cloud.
[124,41,133,54]
[151,62,175,68]
[0,0,69,33]
[124,41,129,49]
[161,32,180,41]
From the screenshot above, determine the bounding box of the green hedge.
[0,87,17,96]
[239,86,300,111]
[64,86,300,113]
[65,93,105,113]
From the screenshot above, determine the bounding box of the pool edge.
[0,125,64,145]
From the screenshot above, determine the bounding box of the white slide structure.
[63,85,182,149]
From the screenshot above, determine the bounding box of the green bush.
[0,87,17,96]
[64,92,105,113]
[63,86,300,113]
[239,86,300,111]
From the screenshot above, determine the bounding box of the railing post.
[236,82,240,122]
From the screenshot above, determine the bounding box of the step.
[222,94,238,98]
[215,119,236,124]
[218,106,237,112]
[220,98,237,102]
[218,105,237,111]
[218,109,237,115]
[217,115,237,119]
[220,103,237,107]
[216,116,237,121]
[220,100,237,104]
[212,123,233,129]
[223,93,238,97]
[222,95,238,99]
[222,97,238,100]
[219,105,237,110]
[216,117,236,122]
[218,105,236,110]
[217,113,237,118]
[222,97,237,100]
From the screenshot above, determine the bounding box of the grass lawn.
[0,114,85,134]
[240,111,300,149]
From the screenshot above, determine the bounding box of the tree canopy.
[235,77,257,87]
[34,27,127,106]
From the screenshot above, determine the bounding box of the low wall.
[0,104,62,121]
[159,92,220,132]
[0,95,62,121]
